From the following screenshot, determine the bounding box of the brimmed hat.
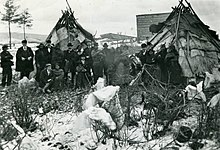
[103,43,108,47]
[141,43,147,48]
[2,44,8,49]
[67,43,73,47]
[22,39,27,43]
[45,63,51,67]
[36,43,44,48]
[46,39,51,43]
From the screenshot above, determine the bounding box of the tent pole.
[175,8,181,47]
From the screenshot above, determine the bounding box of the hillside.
[0,32,47,44]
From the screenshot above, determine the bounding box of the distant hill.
[0,32,47,44]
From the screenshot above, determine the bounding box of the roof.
[100,33,136,41]
[136,12,170,17]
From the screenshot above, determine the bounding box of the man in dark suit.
[0,45,13,87]
[44,40,53,64]
[64,42,80,86]
[81,42,93,83]
[35,43,47,82]
[16,40,34,79]
[39,63,54,93]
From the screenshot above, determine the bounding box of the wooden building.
[136,12,170,42]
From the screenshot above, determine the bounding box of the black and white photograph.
[0,0,220,149]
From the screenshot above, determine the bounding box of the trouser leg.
[6,67,12,86]
[2,68,7,87]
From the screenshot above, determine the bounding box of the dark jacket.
[35,48,47,69]
[0,50,13,68]
[39,68,55,87]
[64,50,80,72]
[16,46,34,72]
[51,47,64,68]
[103,48,115,67]
[82,47,93,66]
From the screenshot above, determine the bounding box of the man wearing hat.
[39,63,54,93]
[75,55,89,89]
[0,45,13,87]
[16,40,34,79]
[92,43,105,84]
[102,43,115,85]
[44,39,54,64]
[64,42,80,86]
[81,42,93,83]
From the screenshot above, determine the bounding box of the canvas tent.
[148,0,220,78]
[46,8,94,51]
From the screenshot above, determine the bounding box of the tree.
[1,0,20,49]
[18,9,33,39]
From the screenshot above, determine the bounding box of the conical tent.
[148,0,220,78]
[46,9,94,51]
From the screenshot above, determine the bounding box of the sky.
[0,0,219,37]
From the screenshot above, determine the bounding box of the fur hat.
[103,43,108,47]
[37,43,44,48]
[2,44,8,49]
[141,43,147,48]
[46,39,51,43]
[22,39,27,43]
[67,43,73,47]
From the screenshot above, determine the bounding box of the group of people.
[0,39,116,93]
[131,42,183,85]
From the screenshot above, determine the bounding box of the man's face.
[55,64,60,69]
[47,66,52,71]
[142,47,147,51]
[68,46,72,50]
[94,45,98,50]
[22,43,27,47]
[3,47,8,51]
[46,43,51,48]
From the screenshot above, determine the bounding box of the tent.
[46,7,94,51]
[148,0,220,78]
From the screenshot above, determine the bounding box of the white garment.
[93,86,120,102]
[23,46,27,50]
[204,72,215,89]
[185,81,206,102]
[207,93,220,108]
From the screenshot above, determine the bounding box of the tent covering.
[148,0,220,77]
[46,9,94,51]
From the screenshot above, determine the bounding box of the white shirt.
[23,46,27,50]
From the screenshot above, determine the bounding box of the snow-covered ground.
[1,109,219,150]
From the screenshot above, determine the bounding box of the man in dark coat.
[102,43,115,85]
[75,56,90,89]
[92,43,104,84]
[35,43,47,82]
[64,42,80,86]
[44,40,54,64]
[155,44,168,83]
[39,63,54,93]
[0,45,13,87]
[165,44,183,85]
[16,40,34,79]
[81,42,93,83]
[51,46,64,69]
